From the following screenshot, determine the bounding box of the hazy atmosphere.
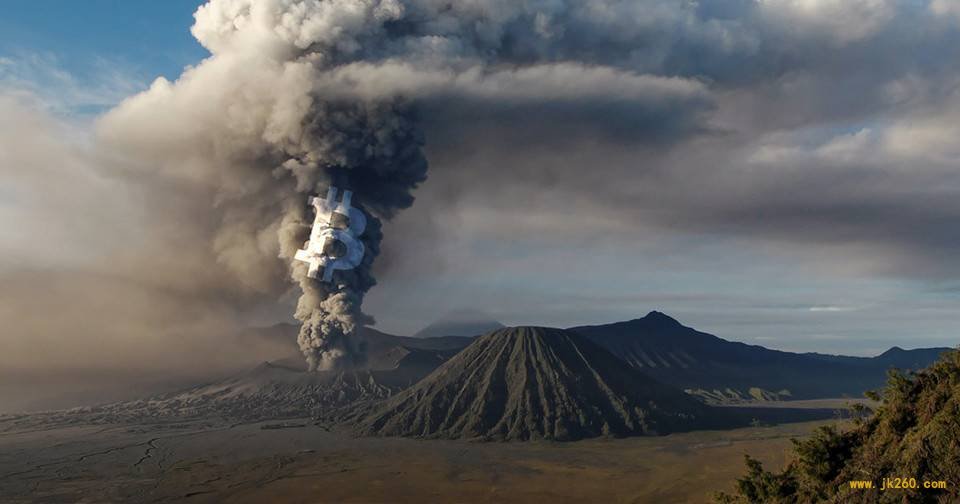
[3,0,960,412]
[5,4,960,504]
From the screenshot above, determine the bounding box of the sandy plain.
[0,414,845,504]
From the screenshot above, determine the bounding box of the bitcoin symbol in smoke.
[294,186,367,282]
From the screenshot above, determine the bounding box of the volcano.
[354,326,726,441]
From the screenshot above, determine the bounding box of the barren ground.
[0,415,843,503]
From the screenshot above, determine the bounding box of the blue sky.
[0,1,206,84]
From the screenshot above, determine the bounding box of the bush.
[716,349,960,503]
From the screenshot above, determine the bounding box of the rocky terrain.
[0,364,395,433]
[0,334,452,433]
[353,326,729,441]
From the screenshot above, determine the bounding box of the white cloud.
[0,52,145,116]
[882,93,960,163]
[931,0,960,21]
[814,128,876,161]
[809,306,858,312]
[759,0,895,44]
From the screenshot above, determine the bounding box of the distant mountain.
[356,326,474,354]
[571,312,952,402]
[803,345,950,370]
[412,309,505,338]
[353,326,727,441]
[244,324,472,375]
[246,324,473,362]
[10,313,941,432]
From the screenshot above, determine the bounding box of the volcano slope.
[354,326,735,441]
[0,342,451,432]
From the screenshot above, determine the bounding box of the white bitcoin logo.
[293,186,367,282]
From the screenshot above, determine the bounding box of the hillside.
[353,326,727,441]
[572,312,950,401]
[356,326,473,356]
[717,349,960,503]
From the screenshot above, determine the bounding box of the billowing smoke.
[280,101,426,371]
[94,0,712,371]
[4,0,959,391]
[98,1,434,371]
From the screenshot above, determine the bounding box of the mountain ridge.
[351,326,730,441]
[571,312,951,402]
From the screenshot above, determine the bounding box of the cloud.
[758,0,895,44]
[319,61,715,146]
[931,0,960,21]
[4,0,960,388]
[809,306,858,313]
[0,52,146,115]
[0,93,133,271]
[317,61,709,103]
[0,87,291,402]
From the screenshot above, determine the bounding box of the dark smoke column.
[176,0,430,372]
[102,0,708,371]
[283,101,426,371]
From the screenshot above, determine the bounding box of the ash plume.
[102,1,435,372]
[3,0,960,397]
[93,0,715,371]
[280,100,426,371]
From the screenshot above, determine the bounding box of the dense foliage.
[716,349,960,503]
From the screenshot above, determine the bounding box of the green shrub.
[716,349,960,503]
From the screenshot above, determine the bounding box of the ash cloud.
[4,0,960,386]
[379,0,960,282]
[93,0,723,370]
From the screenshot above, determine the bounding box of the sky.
[0,1,205,83]
[2,0,960,403]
